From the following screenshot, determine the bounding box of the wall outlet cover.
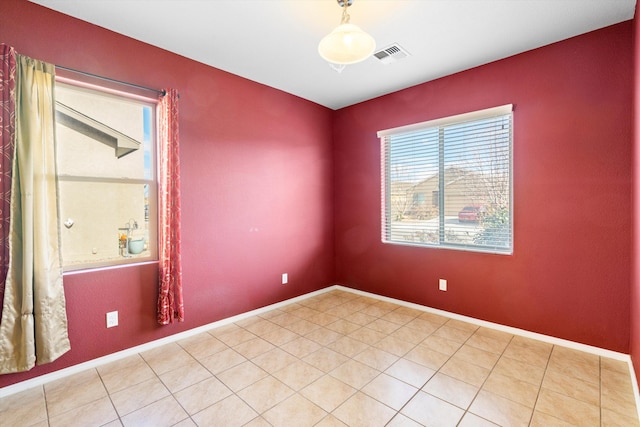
[106,311,118,328]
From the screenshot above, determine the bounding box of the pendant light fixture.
[318,0,376,72]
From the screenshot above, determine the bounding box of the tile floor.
[1,289,639,426]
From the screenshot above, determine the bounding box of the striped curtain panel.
[157,88,184,324]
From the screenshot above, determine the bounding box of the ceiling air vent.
[374,44,410,65]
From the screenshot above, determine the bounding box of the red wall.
[0,0,335,388]
[631,0,640,381]
[333,23,633,353]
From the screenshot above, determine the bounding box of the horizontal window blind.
[380,105,513,254]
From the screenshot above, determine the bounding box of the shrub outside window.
[55,82,158,270]
[379,105,513,254]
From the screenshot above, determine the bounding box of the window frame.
[378,104,514,255]
[54,78,160,271]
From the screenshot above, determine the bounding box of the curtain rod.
[55,65,166,97]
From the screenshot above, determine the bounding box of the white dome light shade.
[318,23,376,65]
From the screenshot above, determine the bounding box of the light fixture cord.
[340,2,351,25]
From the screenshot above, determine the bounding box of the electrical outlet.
[439,279,447,291]
[106,311,118,328]
[282,273,288,285]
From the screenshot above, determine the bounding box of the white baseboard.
[2,283,640,422]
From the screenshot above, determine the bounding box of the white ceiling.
[30,0,636,110]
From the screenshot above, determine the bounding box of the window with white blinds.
[378,105,513,254]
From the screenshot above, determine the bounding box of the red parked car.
[458,205,485,222]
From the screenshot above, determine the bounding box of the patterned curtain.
[157,88,183,324]
[0,45,16,323]
[0,49,70,373]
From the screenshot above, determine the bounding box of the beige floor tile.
[422,334,463,356]
[96,354,147,377]
[333,391,397,427]
[602,366,636,415]
[362,373,418,410]
[483,371,539,408]
[288,305,320,320]
[433,324,475,343]
[361,304,395,318]
[368,318,401,334]
[45,369,108,417]
[354,347,398,371]
[262,393,327,427]
[177,332,227,360]
[466,332,510,354]
[281,336,322,358]
[305,326,343,346]
[158,358,212,393]
[173,376,232,415]
[243,416,272,427]
[191,394,258,427]
[374,335,416,357]
[48,396,119,427]
[326,319,361,334]
[469,390,533,427]
[329,359,380,389]
[308,312,340,327]
[0,386,47,426]
[404,317,441,335]
[237,317,279,336]
[535,388,600,426]
[551,345,600,368]
[473,326,514,342]
[327,335,370,357]
[44,368,99,395]
[268,311,303,327]
[445,318,480,333]
[284,319,322,335]
[215,327,257,347]
[386,413,423,427]
[199,347,246,374]
[541,368,599,406]
[140,343,196,376]
[260,325,299,346]
[272,359,324,390]
[404,343,450,370]
[503,339,552,368]
[99,358,156,394]
[302,347,350,372]
[601,357,630,374]
[546,355,600,385]
[423,372,479,409]
[232,336,275,359]
[251,347,299,373]
[381,309,417,326]
[439,357,490,388]
[530,410,575,427]
[301,374,357,412]
[601,407,640,427]
[348,326,387,345]
[385,358,436,388]
[216,361,268,392]
[343,311,377,326]
[391,324,432,344]
[401,390,465,427]
[493,355,545,386]
[315,414,349,426]
[237,376,295,413]
[172,419,197,427]
[453,344,500,370]
[457,412,500,426]
[110,376,170,416]
[120,395,188,427]
[418,311,449,325]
